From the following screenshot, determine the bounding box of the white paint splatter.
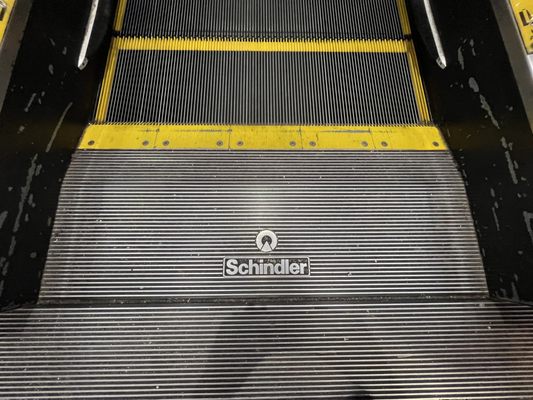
[510,282,520,301]
[0,211,7,230]
[491,207,501,231]
[12,155,38,234]
[479,94,501,129]
[24,93,36,112]
[469,39,477,56]
[468,78,500,129]
[524,212,533,245]
[46,102,73,152]
[457,47,465,70]
[468,77,479,93]
[501,138,519,184]
[504,151,518,184]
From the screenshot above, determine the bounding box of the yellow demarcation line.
[396,0,412,35]
[116,37,409,53]
[113,0,128,31]
[95,40,120,123]
[406,41,431,123]
[79,124,447,151]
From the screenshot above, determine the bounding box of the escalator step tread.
[100,44,425,125]
[119,0,409,40]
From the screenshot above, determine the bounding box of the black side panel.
[0,0,114,310]
[408,0,533,303]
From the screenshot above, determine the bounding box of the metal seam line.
[78,124,447,150]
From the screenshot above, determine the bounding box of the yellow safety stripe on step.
[113,0,128,31]
[95,39,120,123]
[79,124,447,151]
[94,37,430,123]
[406,41,431,123]
[0,0,15,45]
[115,37,409,53]
[396,0,412,35]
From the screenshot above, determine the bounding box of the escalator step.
[1,301,532,399]
[97,39,428,125]
[117,0,410,40]
[40,150,486,303]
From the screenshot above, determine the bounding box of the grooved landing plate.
[41,150,486,302]
[1,301,532,399]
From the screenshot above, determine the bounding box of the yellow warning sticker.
[0,0,15,45]
[510,0,533,54]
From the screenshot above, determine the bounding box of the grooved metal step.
[1,301,532,399]
[40,150,486,302]
[118,0,408,39]
[102,46,423,125]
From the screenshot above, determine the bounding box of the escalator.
[1,0,533,398]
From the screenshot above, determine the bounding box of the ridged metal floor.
[40,150,487,302]
[1,301,533,399]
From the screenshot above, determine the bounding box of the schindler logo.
[224,258,311,276]
[223,230,311,277]
[256,230,278,252]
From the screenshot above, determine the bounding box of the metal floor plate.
[1,301,532,399]
[40,150,487,302]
